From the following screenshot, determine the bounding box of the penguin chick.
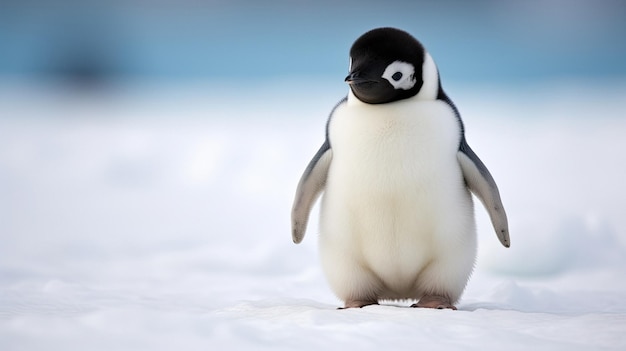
[291,27,509,309]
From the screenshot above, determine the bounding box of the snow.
[1,80,625,350]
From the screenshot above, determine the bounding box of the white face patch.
[349,57,353,72]
[381,61,416,90]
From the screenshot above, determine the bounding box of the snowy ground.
[1,80,625,350]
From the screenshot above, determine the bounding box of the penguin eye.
[382,61,417,90]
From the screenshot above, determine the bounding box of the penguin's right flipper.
[291,141,332,243]
[457,137,510,248]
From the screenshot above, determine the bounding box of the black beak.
[345,71,370,84]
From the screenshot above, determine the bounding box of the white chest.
[328,97,461,192]
[322,97,471,286]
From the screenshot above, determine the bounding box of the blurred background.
[1,0,625,85]
[1,0,626,293]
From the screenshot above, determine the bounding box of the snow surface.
[1,80,625,350]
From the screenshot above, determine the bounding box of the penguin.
[291,27,509,310]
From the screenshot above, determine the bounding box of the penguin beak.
[345,71,370,85]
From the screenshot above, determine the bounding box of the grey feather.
[291,97,345,244]
[291,141,332,243]
[458,138,510,247]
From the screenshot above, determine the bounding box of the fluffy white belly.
[319,99,475,294]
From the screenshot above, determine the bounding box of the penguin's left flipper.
[291,140,333,244]
[457,138,510,247]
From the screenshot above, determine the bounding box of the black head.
[346,27,433,104]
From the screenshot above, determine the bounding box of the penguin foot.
[411,295,457,310]
[339,300,379,309]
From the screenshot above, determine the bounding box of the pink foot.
[411,295,457,310]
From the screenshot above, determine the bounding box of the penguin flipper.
[457,138,510,247]
[291,140,332,244]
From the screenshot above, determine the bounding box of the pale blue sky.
[0,0,624,84]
